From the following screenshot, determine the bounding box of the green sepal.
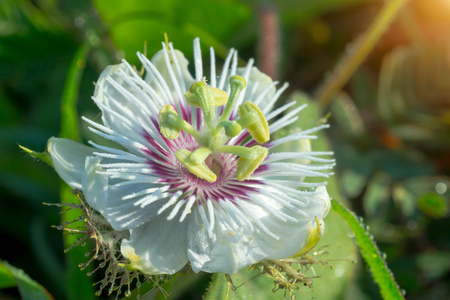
[19,144,53,167]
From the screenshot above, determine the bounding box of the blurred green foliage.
[1,0,449,299]
[0,260,53,300]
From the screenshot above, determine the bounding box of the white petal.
[47,137,94,190]
[93,63,153,145]
[121,211,188,275]
[238,66,276,110]
[187,206,268,274]
[94,64,131,128]
[82,156,107,213]
[187,186,331,274]
[82,156,167,231]
[264,186,331,259]
[150,48,195,93]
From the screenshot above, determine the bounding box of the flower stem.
[332,200,405,300]
[314,0,409,107]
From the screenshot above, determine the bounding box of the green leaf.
[0,90,20,125]
[416,251,450,280]
[228,269,281,300]
[308,201,357,300]
[0,260,53,300]
[363,172,390,217]
[418,193,448,219]
[341,168,367,198]
[0,262,16,289]
[93,0,250,64]
[204,273,229,300]
[330,92,365,137]
[331,200,405,300]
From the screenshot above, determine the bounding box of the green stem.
[218,75,246,123]
[59,43,95,300]
[59,43,89,140]
[332,200,405,300]
[314,0,409,107]
[195,83,216,129]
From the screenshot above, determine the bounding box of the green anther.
[159,104,180,139]
[159,104,201,141]
[185,84,228,107]
[237,101,270,144]
[235,145,268,181]
[218,75,247,123]
[185,81,215,129]
[190,147,213,164]
[210,87,228,106]
[175,149,217,182]
[171,75,270,182]
[217,120,242,137]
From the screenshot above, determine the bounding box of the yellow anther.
[237,101,270,144]
[175,149,217,182]
[291,217,323,257]
[158,105,202,141]
[210,87,228,106]
[185,81,215,129]
[235,145,268,181]
[185,82,228,107]
[166,76,271,182]
[159,105,180,139]
[185,81,207,108]
[190,147,213,164]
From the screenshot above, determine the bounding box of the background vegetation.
[0,0,449,299]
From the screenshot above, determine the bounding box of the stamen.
[159,104,201,141]
[237,101,270,144]
[217,120,242,138]
[175,149,217,182]
[216,145,260,160]
[218,75,246,123]
[189,147,212,164]
[235,146,268,181]
[162,75,271,182]
[184,80,216,129]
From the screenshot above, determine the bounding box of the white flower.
[48,38,334,275]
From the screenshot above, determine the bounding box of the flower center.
[158,75,270,182]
